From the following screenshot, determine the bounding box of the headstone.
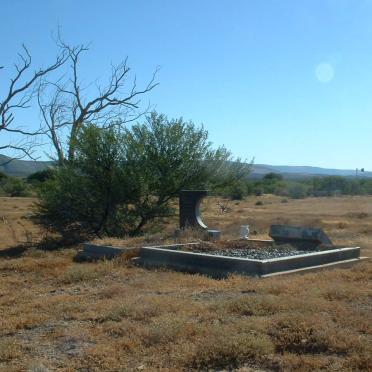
[179,190,208,229]
[240,225,250,239]
[269,224,333,250]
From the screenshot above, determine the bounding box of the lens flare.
[315,63,335,83]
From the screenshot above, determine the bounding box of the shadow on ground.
[0,237,82,258]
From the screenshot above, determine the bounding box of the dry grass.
[0,197,40,249]
[0,195,371,371]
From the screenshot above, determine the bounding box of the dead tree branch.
[39,39,158,163]
[0,45,67,164]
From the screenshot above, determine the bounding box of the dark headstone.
[179,190,208,229]
[269,225,333,250]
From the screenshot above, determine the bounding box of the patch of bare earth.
[0,196,371,370]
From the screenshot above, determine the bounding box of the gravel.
[182,241,320,260]
[191,247,315,260]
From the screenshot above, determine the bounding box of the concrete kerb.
[77,241,367,278]
[137,243,364,278]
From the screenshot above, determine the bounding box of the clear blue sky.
[2,0,372,169]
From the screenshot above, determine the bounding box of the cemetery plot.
[138,241,363,278]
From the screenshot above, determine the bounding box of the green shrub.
[288,182,308,199]
[36,112,250,239]
[27,168,54,184]
[1,177,29,197]
[0,171,7,182]
[254,187,263,196]
[224,181,246,200]
[263,172,283,181]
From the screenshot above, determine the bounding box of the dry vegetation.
[0,195,371,371]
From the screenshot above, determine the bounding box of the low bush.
[1,176,30,197]
[287,182,308,199]
[0,171,7,182]
[60,264,112,284]
[184,325,274,369]
[224,181,246,200]
[27,168,54,184]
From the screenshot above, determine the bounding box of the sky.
[1,0,372,169]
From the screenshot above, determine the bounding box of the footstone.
[269,224,333,250]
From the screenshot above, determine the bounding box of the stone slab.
[77,243,137,260]
[269,224,333,250]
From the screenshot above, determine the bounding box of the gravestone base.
[206,229,221,241]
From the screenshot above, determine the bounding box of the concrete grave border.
[78,241,368,278]
[137,243,367,278]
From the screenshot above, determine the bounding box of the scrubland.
[0,195,371,371]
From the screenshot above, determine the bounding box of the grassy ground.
[0,195,371,371]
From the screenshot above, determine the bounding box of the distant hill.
[0,155,54,177]
[251,164,372,179]
[0,153,371,179]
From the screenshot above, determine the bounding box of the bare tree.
[38,40,158,163]
[0,45,67,164]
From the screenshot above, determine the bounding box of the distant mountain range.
[0,154,371,179]
[251,164,372,179]
[0,155,54,177]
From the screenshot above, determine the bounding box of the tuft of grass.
[141,315,184,347]
[218,295,285,316]
[0,339,23,361]
[268,313,365,355]
[183,325,274,369]
[60,263,112,284]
